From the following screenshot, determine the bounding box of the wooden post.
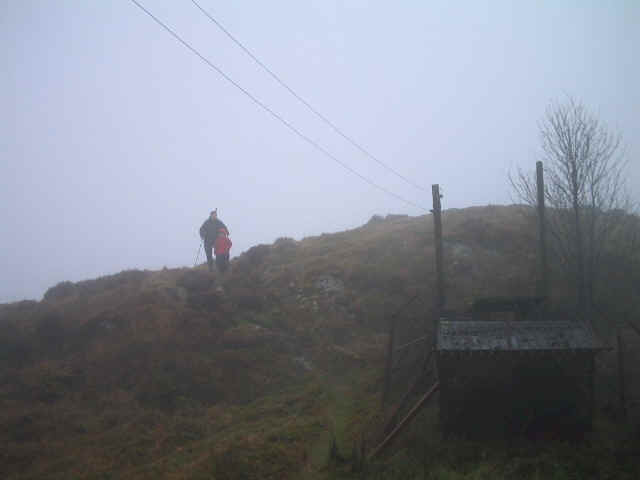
[617,328,627,420]
[536,161,548,299]
[432,185,445,310]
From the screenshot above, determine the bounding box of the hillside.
[1,205,639,479]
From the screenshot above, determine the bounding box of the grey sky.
[2,0,638,303]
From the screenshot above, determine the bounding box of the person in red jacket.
[214,229,232,273]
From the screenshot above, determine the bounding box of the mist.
[2,0,638,303]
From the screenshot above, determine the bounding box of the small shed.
[436,307,605,435]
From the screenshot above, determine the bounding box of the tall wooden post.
[432,185,445,310]
[536,161,548,299]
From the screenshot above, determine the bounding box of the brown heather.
[0,205,638,479]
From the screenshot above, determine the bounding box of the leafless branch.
[509,96,633,315]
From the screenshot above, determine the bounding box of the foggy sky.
[2,0,639,303]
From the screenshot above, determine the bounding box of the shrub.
[177,270,215,292]
[34,312,67,352]
[245,244,271,266]
[272,237,297,263]
[188,291,224,311]
[273,236,296,248]
[44,271,151,302]
[0,323,32,365]
[43,281,77,301]
[76,270,149,297]
[367,214,384,225]
[232,288,264,312]
[348,262,406,293]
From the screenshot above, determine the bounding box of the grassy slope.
[0,205,638,479]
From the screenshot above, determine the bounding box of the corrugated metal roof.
[437,320,602,352]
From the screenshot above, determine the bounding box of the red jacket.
[214,232,232,255]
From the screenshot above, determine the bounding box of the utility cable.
[190,0,429,194]
[128,0,428,211]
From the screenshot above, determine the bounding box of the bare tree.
[510,97,632,316]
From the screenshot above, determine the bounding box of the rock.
[447,242,473,259]
[314,275,345,295]
[293,356,313,371]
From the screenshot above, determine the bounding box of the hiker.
[199,209,231,272]
[214,229,232,272]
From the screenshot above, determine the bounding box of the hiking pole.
[193,241,203,267]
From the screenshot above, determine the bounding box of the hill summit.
[1,205,637,479]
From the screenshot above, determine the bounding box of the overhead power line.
[128,0,428,212]
[190,0,429,194]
